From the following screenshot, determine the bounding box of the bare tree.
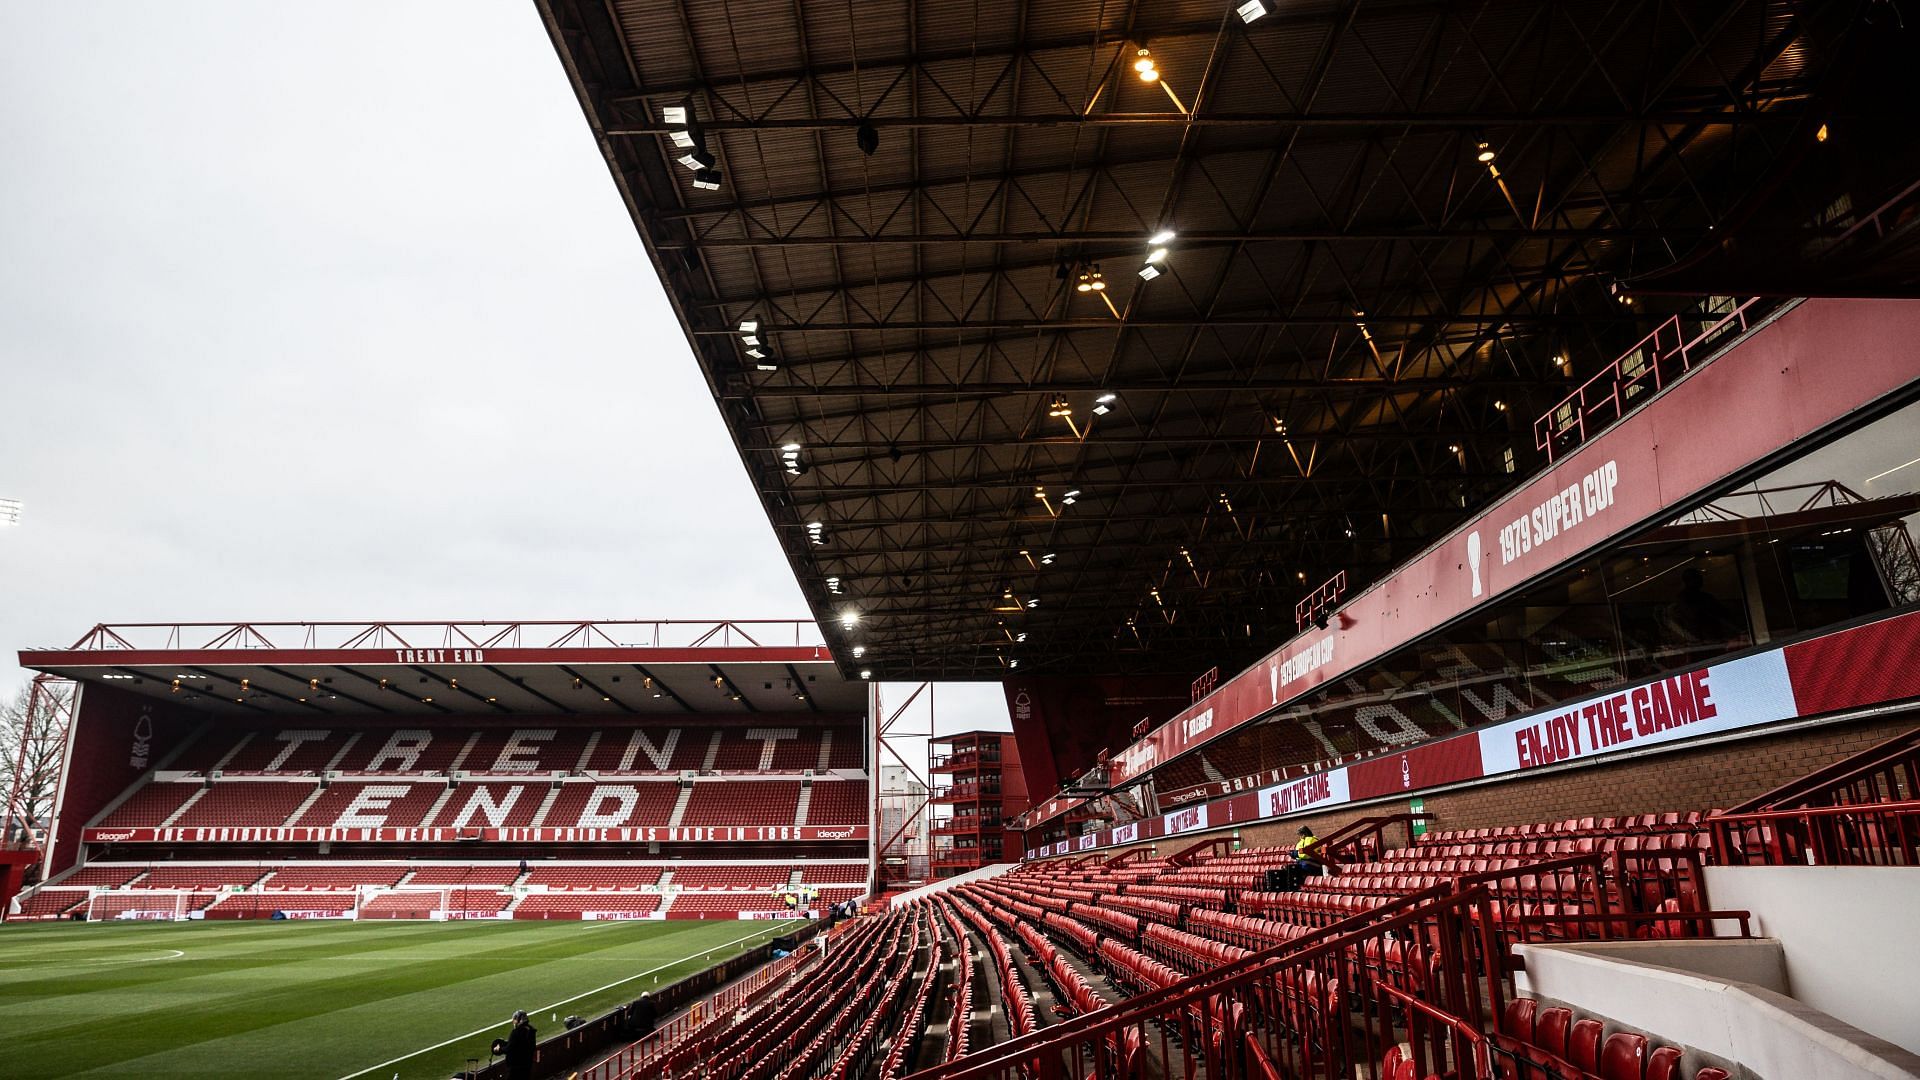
[0,680,71,845]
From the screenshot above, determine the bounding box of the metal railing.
[1534,297,1764,463]
[46,618,827,653]
[1710,800,1920,867]
[1712,724,1920,866]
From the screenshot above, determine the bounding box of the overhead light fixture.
[1089,265,1106,290]
[852,645,866,658]
[738,319,759,333]
[1145,247,1169,264]
[661,104,689,126]
[860,669,872,680]
[1815,122,1830,144]
[1137,264,1161,281]
[1026,598,1039,608]
[782,442,802,452]
[1149,229,1176,245]
[839,610,860,629]
[1494,399,1508,412]
[677,148,716,171]
[1476,141,1496,164]
[1047,397,1072,418]
[1236,0,1268,20]
[1448,443,1462,454]
[1133,47,1159,82]
[1009,659,1020,669]
[691,168,723,191]
[1064,489,1081,499]
[740,335,759,346]
[1092,404,1111,416]
[755,362,778,372]
[1040,553,1055,565]
[669,129,697,149]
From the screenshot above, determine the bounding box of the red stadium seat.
[1600,1032,1649,1080]
[1568,1018,1605,1073]
[1645,1046,1684,1080]
[1534,1007,1573,1060]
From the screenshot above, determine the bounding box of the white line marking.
[334,921,800,1080]
[0,949,186,966]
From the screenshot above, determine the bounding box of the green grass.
[0,917,802,1079]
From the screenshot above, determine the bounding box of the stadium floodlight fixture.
[1134,48,1159,82]
[741,335,759,346]
[860,669,872,679]
[851,645,866,658]
[1145,247,1169,264]
[782,442,803,452]
[1475,141,1496,164]
[756,363,779,372]
[1149,228,1176,245]
[1137,264,1161,281]
[661,104,690,127]
[669,129,698,149]
[745,347,765,359]
[839,609,860,628]
[1096,393,1117,404]
[738,318,759,333]
[692,168,723,190]
[677,148,716,171]
[1236,0,1269,23]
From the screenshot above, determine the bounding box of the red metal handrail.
[45,618,828,653]
[1534,297,1763,463]
[1709,799,1920,867]
[1724,725,1920,814]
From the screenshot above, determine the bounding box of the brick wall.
[1052,709,1918,860]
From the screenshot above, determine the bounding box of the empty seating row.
[171,723,863,775]
[1496,999,1731,1080]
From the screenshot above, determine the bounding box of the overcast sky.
[0,2,1008,733]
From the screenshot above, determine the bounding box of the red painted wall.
[45,685,200,879]
[1002,675,1190,800]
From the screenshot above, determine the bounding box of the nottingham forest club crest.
[129,707,155,769]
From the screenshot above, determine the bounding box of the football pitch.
[0,917,803,1079]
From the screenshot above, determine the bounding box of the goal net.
[84,889,207,922]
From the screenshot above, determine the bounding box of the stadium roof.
[535,0,1913,680]
[20,620,867,718]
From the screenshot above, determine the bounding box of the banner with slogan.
[1022,607,1920,861]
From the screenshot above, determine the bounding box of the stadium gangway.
[1711,724,1920,866]
[580,937,817,1080]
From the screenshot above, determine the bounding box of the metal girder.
[725,376,1549,398]
[607,110,1792,136]
[748,431,1514,450]
[696,312,1677,334]
[658,227,1703,249]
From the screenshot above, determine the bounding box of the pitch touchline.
[334,921,801,1080]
